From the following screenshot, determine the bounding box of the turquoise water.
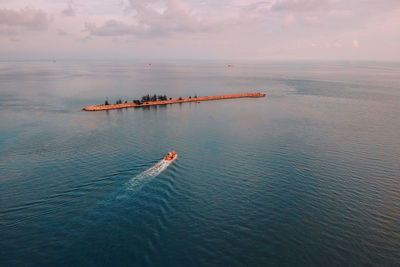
[0,61,399,266]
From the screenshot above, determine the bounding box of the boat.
[156,151,177,168]
[165,151,177,161]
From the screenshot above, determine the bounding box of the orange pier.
[83,92,265,111]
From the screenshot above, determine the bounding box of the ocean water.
[0,61,399,266]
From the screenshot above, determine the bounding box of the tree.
[151,94,157,101]
[105,100,109,105]
[194,94,197,98]
[179,97,182,100]
[189,96,191,99]
[142,95,150,102]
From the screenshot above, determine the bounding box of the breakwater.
[83,92,265,111]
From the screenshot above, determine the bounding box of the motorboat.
[165,151,177,161]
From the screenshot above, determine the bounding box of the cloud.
[283,14,295,26]
[0,0,399,60]
[85,20,145,36]
[0,27,16,35]
[86,0,214,37]
[62,1,76,17]
[57,29,68,36]
[329,9,353,17]
[305,15,319,26]
[272,0,327,12]
[10,37,20,42]
[237,1,272,13]
[332,39,343,48]
[0,7,50,31]
[352,39,359,48]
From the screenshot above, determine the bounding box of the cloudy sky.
[1,0,399,60]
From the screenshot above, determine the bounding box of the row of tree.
[104,94,198,105]
[141,94,168,102]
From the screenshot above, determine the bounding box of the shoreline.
[83,92,265,111]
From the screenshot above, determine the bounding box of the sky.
[0,0,399,60]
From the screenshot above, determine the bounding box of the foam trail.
[127,158,172,190]
[78,157,175,226]
[114,157,176,200]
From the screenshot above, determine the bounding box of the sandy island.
[83,92,265,111]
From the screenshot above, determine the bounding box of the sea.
[0,60,399,266]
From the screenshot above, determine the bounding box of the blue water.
[0,61,399,266]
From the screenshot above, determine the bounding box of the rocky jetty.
[83,92,265,111]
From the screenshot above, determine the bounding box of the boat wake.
[126,158,173,191]
[97,155,177,203]
[112,156,177,201]
[73,156,177,229]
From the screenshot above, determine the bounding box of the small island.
[83,92,265,111]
